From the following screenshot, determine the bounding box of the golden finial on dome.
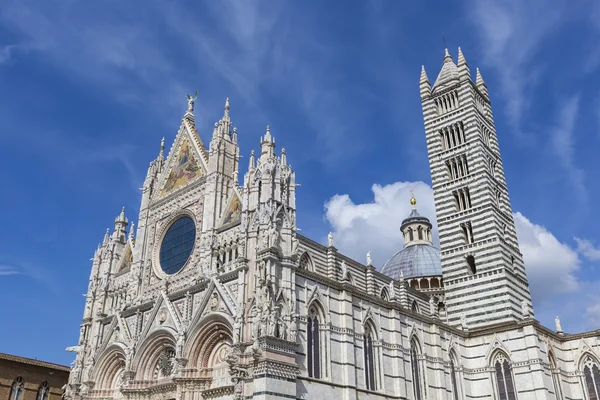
[410,189,417,209]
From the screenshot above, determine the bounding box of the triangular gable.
[138,296,164,343]
[189,279,235,330]
[575,338,600,366]
[157,123,208,198]
[220,189,242,227]
[485,334,512,363]
[98,317,127,354]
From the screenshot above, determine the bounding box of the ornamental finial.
[410,189,417,209]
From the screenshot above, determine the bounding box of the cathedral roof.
[380,243,441,280]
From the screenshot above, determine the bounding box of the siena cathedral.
[65,48,600,400]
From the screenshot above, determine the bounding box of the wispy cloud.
[550,96,587,202]
[465,0,569,139]
[0,265,20,276]
[0,44,20,64]
[574,237,600,261]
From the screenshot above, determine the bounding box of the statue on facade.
[269,223,279,248]
[555,316,563,334]
[521,300,529,318]
[124,345,134,371]
[429,297,436,316]
[289,315,298,342]
[176,332,185,357]
[366,251,372,266]
[233,316,242,342]
[328,232,334,247]
[279,317,288,340]
[341,260,349,281]
[460,314,467,330]
[185,90,198,113]
[291,233,299,256]
[268,308,278,337]
[389,280,395,299]
[252,309,260,339]
[260,312,268,338]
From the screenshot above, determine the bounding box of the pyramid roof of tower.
[432,50,459,92]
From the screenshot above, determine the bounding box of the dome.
[380,244,441,280]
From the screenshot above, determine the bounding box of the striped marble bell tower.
[419,48,533,329]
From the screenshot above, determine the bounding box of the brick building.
[1,353,69,400]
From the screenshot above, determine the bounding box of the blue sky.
[1,0,599,366]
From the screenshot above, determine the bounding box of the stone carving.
[341,260,349,281]
[210,292,220,311]
[157,347,174,377]
[268,308,278,337]
[269,223,279,248]
[429,297,435,316]
[460,314,467,330]
[291,233,299,256]
[389,280,395,299]
[328,232,334,247]
[555,316,563,333]
[185,90,198,113]
[289,314,298,343]
[521,300,528,318]
[233,316,242,342]
[366,251,372,266]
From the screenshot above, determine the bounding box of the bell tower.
[420,48,532,329]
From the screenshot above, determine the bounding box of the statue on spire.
[186,90,198,113]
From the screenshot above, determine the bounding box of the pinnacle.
[420,65,429,83]
[457,47,467,65]
[444,48,453,63]
[476,67,486,86]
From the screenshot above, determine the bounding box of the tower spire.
[223,97,231,122]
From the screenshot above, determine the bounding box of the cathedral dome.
[380,243,441,280]
[380,192,442,280]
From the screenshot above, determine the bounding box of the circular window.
[159,216,196,275]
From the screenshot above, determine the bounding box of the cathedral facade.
[65,49,600,400]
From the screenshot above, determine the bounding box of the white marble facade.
[65,49,600,400]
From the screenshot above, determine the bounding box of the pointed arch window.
[493,353,516,400]
[380,287,389,301]
[449,351,461,400]
[307,306,321,379]
[411,301,419,313]
[299,252,313,271]
[9,377,24,400]
[409,228,414,241]
[363,323,377,390]
[36,381,50,400]
[411,340,423,400]
[582,356,600,400]
[417,227,423,240]
[548,352,563,400]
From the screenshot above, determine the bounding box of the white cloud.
[325,182,581,304]
[574,237,600,261]
[513,212,580,301]
[325,181,436,267]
